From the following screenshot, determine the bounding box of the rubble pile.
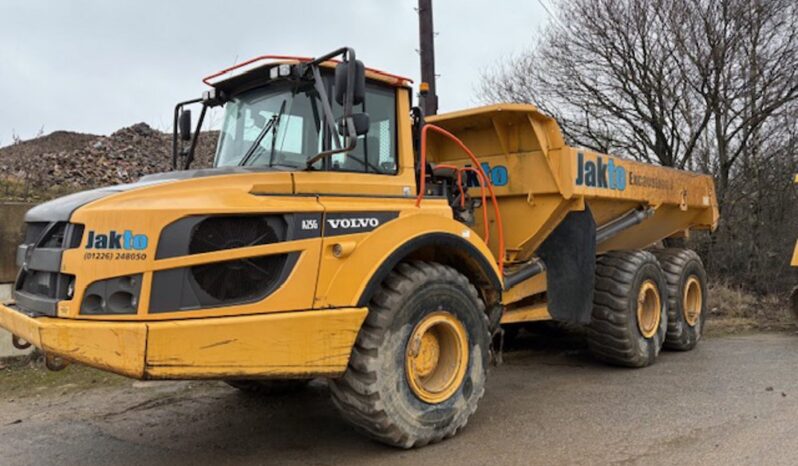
[0,124,218,200]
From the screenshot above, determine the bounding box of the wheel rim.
[405,311,469,404]
[683,275,702,327]
[636,280,661,338]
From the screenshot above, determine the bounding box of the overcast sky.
[0,0,549,141]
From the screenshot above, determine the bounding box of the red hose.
[416,124,505,274]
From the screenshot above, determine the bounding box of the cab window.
[330,84,397,174]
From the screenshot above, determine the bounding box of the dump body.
[426,104,718,319]
[427,104,718,258]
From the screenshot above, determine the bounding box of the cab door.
[292,85,419,308]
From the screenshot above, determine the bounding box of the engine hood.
[139,165,292,182]
[25,166,291,223]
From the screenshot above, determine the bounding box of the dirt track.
[2,331,798,465]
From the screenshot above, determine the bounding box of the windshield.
[214,78,397,174]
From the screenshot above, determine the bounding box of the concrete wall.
[1,204,36,357]
[0,202,33,282]
[0,283,31,358]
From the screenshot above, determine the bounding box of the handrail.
[416,124,505,274]
[201,54,413,86]
[202,55,313,85]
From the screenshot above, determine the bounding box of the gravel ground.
[2,330,798,465]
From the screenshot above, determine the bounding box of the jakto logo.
[464,163,509,187]
[575,152,627,191]
[85,230,149,250]
[327,217,380,229]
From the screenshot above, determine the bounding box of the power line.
[536,0,566,29]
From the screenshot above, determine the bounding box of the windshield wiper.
[268,99,289,168]
[238,99,287,167]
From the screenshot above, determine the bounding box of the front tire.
[588,250,668,367]
[330,261,490,448]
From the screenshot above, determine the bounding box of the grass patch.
[0,356,129,399]
[706,281,796,336]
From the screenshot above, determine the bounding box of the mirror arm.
[172,104,180,169]
[307,46,355,68]
[310,64,342,151]
[304,47,361,169]
[172,97,202,170]
[183,103,208,170]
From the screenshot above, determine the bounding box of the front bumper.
[0,302,366,379]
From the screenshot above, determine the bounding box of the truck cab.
[2,48,493,379]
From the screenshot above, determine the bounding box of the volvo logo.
[327,217,380,229]
[323,212,399,237]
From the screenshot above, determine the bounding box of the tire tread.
[330,261,487,448]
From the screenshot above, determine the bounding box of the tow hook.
[44,354,70,372]
[11,335,32,350]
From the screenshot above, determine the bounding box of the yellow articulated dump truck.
[1,48,717,448]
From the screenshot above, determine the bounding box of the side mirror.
[351,112,370,135]
[335,59,366,106]
[338,113,370,137]
[179,110,192,141]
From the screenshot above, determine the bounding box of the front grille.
[13,222,83,316]
[149,253,298,313]
[18,270,74,301]
[149,214,295,313]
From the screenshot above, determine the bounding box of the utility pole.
[418,0,438,116]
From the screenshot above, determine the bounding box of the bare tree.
[672,0,798,203]
[481,0,711,167]
[480,0,798,293]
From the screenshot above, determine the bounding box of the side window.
[330,83,397,174]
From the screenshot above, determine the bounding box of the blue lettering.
[491,165,509,187]
[84,229,149,250]
[464,163,510,187]
[132,234,148,250]
[576,153,627,192]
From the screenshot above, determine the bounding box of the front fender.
[314,212,500,308]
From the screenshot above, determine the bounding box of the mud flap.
[536,206,596,325]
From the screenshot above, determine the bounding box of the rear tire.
[330,261,490,448]
[588,250,668,367]
[225,379,310,395]
[652,248,707,350]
